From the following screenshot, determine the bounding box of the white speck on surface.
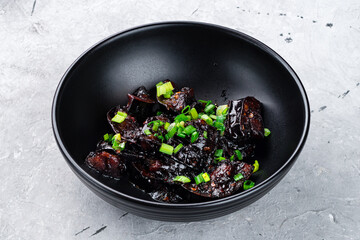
[1,0,360,239]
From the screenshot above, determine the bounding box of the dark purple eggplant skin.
[157,80,196,113]
[183,160,254,198]
[126,86,155,123]
[225,97,264,143]
[85,150,126,178]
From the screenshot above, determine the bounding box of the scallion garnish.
[189,108,198,119]
[111,111,127,123]
[215,157,226,162]
[159,143,174,155]
[174,113,189,122]
[201,114,213,125]
[233,172,244,181]
[144,129,152,136]
[191,131,199,143]
[173,176,191,183]
[183,125,196,135]
[198,100,212,106]
[119,142,126,150]
[163,90,173,99]
[156,81,174,98]
[243,180,255,190]
[204,104,216,114]
[234,150,243,160]
[210,114,217,120]
[214,149,223,158]
[174,143,183,154]
[164,122,170,130]
[165,126,177,140]
[216,104,228,116]
[181,105,191,114]
[264,128,271,137]
[103,133,111,142]
[230,155,235,161]
[203,131,208,139]
[113,133,121,142]
[152,121,159,131]
[194,173,204,185]
[202,173,210,182]
[213,122,225,132]
[167,122,176,132]
[177,132,186,138]
[216,115,226,123]
[253,160,259,173]
[156,111,163,116]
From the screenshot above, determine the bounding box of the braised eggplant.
[85,82,268,203]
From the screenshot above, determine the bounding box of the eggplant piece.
[126,86,156,123]
[107,106,141,143]
[183,160,253,198]
[225,97,264,143]
[157,80,196,113]
[85,151,126,178]
[218,137,256,160]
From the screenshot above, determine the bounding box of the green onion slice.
[216,105,228,116]
[215,157,226,162]
[181,105,191,114]
[203,131,208,139]
[243,180,255,190]
[103,133,110,142]
[234,172,244,181]
[177,132,186,138]
[159,143,174,155]
[191,131,199,143]
[164,122,170,130]
[202,173,210,182]
[204,104,216,114]
[194,173,205,185]
[144,129,152,136]
[214,149,223,158]
[216,115,226,123]
[174,144,183,154]
[174,113,189,122]
[234,150,243,160]
[210,114,217,120]
[253,160,259,173]
[189,108,198,119]
[119,142,126,150]
[173,176,191,183]
[113,133,121,142]
[183,125,196,135]
[264,128,271,137]
[230,155,235,161]
[198,100,212,106]
[165,126,177,140]
[111,113,126,124]
[201,114,213,125]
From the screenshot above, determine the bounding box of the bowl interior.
[54,23,308,203]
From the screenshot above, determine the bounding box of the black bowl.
[52,22,310,221]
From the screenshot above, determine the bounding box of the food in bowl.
[85,80,270,203]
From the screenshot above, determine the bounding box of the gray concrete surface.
[1,0,360,239]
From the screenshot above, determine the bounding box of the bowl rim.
[52,21,310,208]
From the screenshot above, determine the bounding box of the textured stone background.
[1,0,360,239]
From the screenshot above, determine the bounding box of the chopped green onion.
[189,108,198,119]
[177,132,186,138]
[152,121,159,131]
[214,149,223,158]
[198,100,212,106]
[173,176,191,183]
[202,173,210,182]
[111,114,126,124]
[234,172,244,181]
[159,143,174,155]
[144,129,152,136]
[216,105,228,116]
[183,125,196,135]
[156,81,164,87]
[119,142,126,150]
[167,122,176,132]
[163,90,173,99]
[165,126,177,140]
[203,131,208,139]
[253,160,259,173]
[117,111,128,117]
[213,122,225,132]
[216,115,226,123]
[215,157,226,162]
[112,140,121,151]
[234,150,243,160]
[156,111,163,116]
[178,121,185,128]
[230,155,235,161]
[164,122,170,130]
[157,135,164,142]
[222,107,229,115]
[191,131,199,143]
[194,173,204,185]
[113,133,121,142]
[264,128,271,137]
[174,113,189,122]
[210,114,217,120]
[204,104,216,114]
[103,133,110,141]
[174,144,183,154]
[243,180,255,190]
[201,114,213,125]
[182,105,191,114]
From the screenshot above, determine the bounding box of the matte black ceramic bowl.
[52,22,310,221]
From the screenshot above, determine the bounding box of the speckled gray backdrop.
[1,0,359,239]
